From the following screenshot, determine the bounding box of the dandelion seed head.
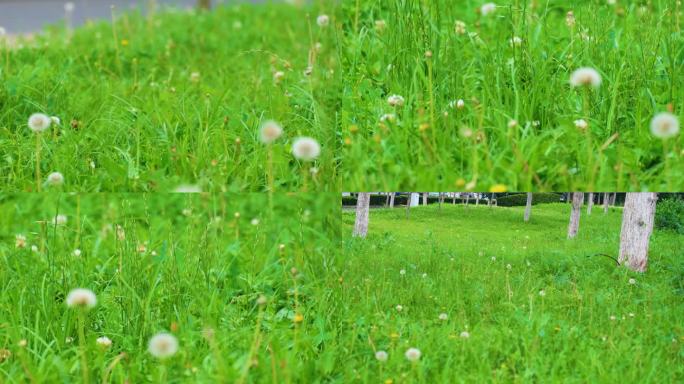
[570,67,602,88]
[96,336,112,348]
[399,269,406,275]
[66,288,97,309]
[610,315,616,321]
[15,234,27,248]
[405,347,421,362]
[439,313,448,321]
[31,245,39,252]
[509,36,522,46]
[460,331,470,338]
[574,119,588,130]
[539,290,546,297]
[259,120,283,144]
[46,172,64,186]
[251,218,260,226]
[396,305,403,312]
[53,214,68,225]
[480,3,496,16]
[650,112,679,139]
[375,350,388,362]
[148,332,178,359]
[28,113,51,133]
[73,249,81,257]
[291,137,321,161]
[387,94,405,107]
[628,278,636,285]
[316,14,330,27]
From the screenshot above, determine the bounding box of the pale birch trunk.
[618,193,657,272]
[405,193,412,219]
[422,192,428,206]
[353,193,371,238]
[438,192,443,211]
[476,195,480,205]
[452,193,456,204]
[465,195,470,207]
[567,192,584,238]
[603,192,609,213]
[389,193,395,208]
[524,193,533,222]
[587,193,594,215]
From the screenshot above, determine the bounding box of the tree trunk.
[610,193,617,206]
[389,193,395,208]
[618,193,657,272]
[422,192,428,206]
[353,193,371,238]
[524,193,533,222]
[438,192,443,211]
[567,192,584,239]
[487,194,492,207]
[587,192,594,215]
[452,193,456,204]
[197,0,211,9]
[476,195,480,205]
[405,193,412,219]
[603,192,609,213]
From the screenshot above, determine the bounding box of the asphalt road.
[0,0,200,34]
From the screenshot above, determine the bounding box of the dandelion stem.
[35,133,41,192]
[77,310,90,384]
[238,305,265,384]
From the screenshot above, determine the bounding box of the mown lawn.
[335,203,684,382]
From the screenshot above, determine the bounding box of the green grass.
[0,2,340,192]
[336,203,684,382]
[341,0,684,191]
[0,192,340,382]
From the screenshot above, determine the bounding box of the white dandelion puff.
[650,112,679,139]
[405,347,421,362]
[259,120,283,144]
[481,3,497,16]
[538,290,546,297]
[460,331,470,338]
[96,336,112,348]
[65,288,97,309]
[439,313,448,321]
[46,172,64,186]
[569,67,602,88]
[291,137,321,161]
[380,113,397,123]
[628,278,636,285]
[574,119,588,130]
[250,218,260,226]
[399,269,406,275]
[375,350,388,362]
[396,305,403,312]
[53,214,68,225]
[387,94,405,107]
[509,36,522,46]
[28,113,52,133]
[316,14,330,27]
[73,249,81,257]
[148,333,179,359]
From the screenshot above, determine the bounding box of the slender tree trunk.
[384,193,390,207]
[353,193,371,238]
[389,193,395,208]
[603,192,609,213]
[476,195,480,205]
[452,193,456,204]
[438,193,443,211]
[524,193,533,222]
[197,0,211,9]
[405,193,412,219]
[587,192,594,215]
[465,195,470,207]
[487,194,492,207]
[610,193,617,206]
[618,193,657,272]
[422,192,428,206]
[567,192,584,239]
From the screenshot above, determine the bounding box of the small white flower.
[405,347,421,362]
[190,72,200,82]
[46,172,64,186]
[460,331,470,338]
[292,137,321,161]
[509,36,522,46]
[649,112,679,139]
[259,120,283,144]
[491,256,496,262]
[387,94,405,107]
[538,290,546,297]
[629,312,635,318]
[28,113,52,133]
[316,14,330,27]
[422,273,428,278]
[628,278,636,285]
[250,218,260,226]
[65,288,97,309]
[574,119,588,130]
[31,245,39,253]
[481,3,497,16]
[65,336,74,344]
[399,269,406,275]
[73,249,81,257]
[53,214,68,225]
[454,20,466,35]
[375,350,388,362]
[96,336,112,348]
[273,71,285,83]
[569,67,602,88]
[15,234,27,248]
[380,113,397,123]
[148,332,178,359]
[396,305,403,312]
[506,263,512,270]
[438,313,448,321]
[609,315,616,321]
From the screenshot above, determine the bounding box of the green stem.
[77,311,90,384]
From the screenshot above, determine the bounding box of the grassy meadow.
[341,0,684,191]
[0,2,340,192]
[0,192,340,382]
[338,203,684,382]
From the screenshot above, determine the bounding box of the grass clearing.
[335,203,684,382]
